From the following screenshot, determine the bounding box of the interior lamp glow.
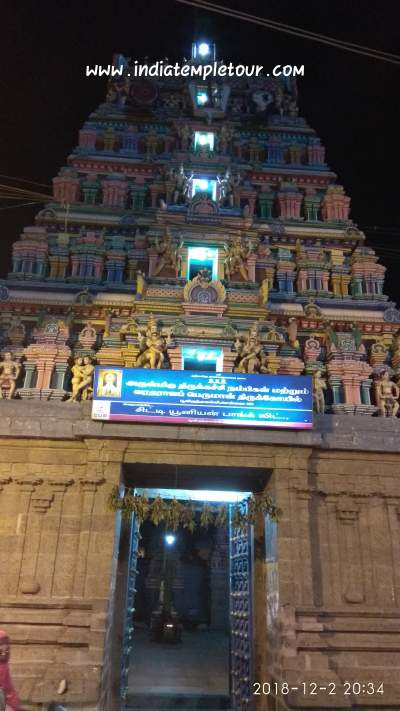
[189,246,216,261]
[198,42,210,57]
[194,131,215,152]
[191,178,217,201]
[192,41,216,61]
[197,92,208,105]
[181,346,223,371]
[165,534,176,546]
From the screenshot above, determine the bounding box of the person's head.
[0,630,10,663]
[104,372,117,387]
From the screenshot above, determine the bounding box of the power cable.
[0,174,51,189]
[175,0,400,65]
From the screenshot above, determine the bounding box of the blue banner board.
[91,367,313,429]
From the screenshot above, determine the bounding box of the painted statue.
[67,356,94,402]
[260,277,269,305]
[375,371,399,417]
[217,125,234,154]
[135,316,169,369]
[135,270,146,298]
[0,353,21,400]
[313,370,327,414]
[173,165,193,204]
[287,317,300,350]
[224,236,251,281]
[153,230,181,277]
[234,323,266,374]
[0,630,20,711]
[217,168,240,207]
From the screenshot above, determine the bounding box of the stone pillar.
[167,346,182,370]
[246,252,257,282]
[222,346,236,372]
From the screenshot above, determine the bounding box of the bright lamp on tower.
[192,41,216,61]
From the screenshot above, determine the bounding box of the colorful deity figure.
[259,277,269,305]
[153,229,181,277]
[234,322,267,374]
[135,269,146,299]
[313,370,327,414]
[0,629,20,710]
[67,356,94,402]
[0,352,21,400]
[217,168,240,207]
[375,371,399,417]
[173,164,193,204]
[287,317,300,350]
[77,322,97,350]
[391,330,400,359]
[217,125,234,154]
[135,315,170,369]
[224,236,251,281]
[176,123,192,151]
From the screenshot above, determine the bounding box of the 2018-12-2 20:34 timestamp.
[253,681,384,697]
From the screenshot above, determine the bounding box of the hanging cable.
[176,0,400,64]
[0,174,51,189]
[0,202,38,211]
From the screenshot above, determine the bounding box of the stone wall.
[0,400,399,709]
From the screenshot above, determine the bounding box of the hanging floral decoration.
[107,486,281,530]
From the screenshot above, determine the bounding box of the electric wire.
[0,202,38,211]
[0,174,51,189]
[176,0,400,65]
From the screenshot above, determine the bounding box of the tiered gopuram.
[1,43,399,415]
[1,41,400,711]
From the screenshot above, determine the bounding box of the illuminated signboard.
[91,367,313,429]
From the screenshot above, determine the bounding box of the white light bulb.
[165,534,176,545]
[198,43,210,57]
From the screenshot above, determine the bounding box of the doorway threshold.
[125,691,232,709]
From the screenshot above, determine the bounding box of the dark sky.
[2,0,400,300]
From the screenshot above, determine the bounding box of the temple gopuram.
[0,40,400,711]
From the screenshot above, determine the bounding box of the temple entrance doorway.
[119,464,271,711]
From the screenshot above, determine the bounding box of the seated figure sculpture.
[135,316,169,369]
[234,323,267,374]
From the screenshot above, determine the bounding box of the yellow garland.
[107,486,280,529]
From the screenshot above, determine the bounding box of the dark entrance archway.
[108,462,272,711]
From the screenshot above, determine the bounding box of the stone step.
[125,693,231,709]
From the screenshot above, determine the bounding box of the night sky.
[2,0,400,300]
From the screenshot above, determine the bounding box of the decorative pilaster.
[73,477,105,598]
[336,500,365,603]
